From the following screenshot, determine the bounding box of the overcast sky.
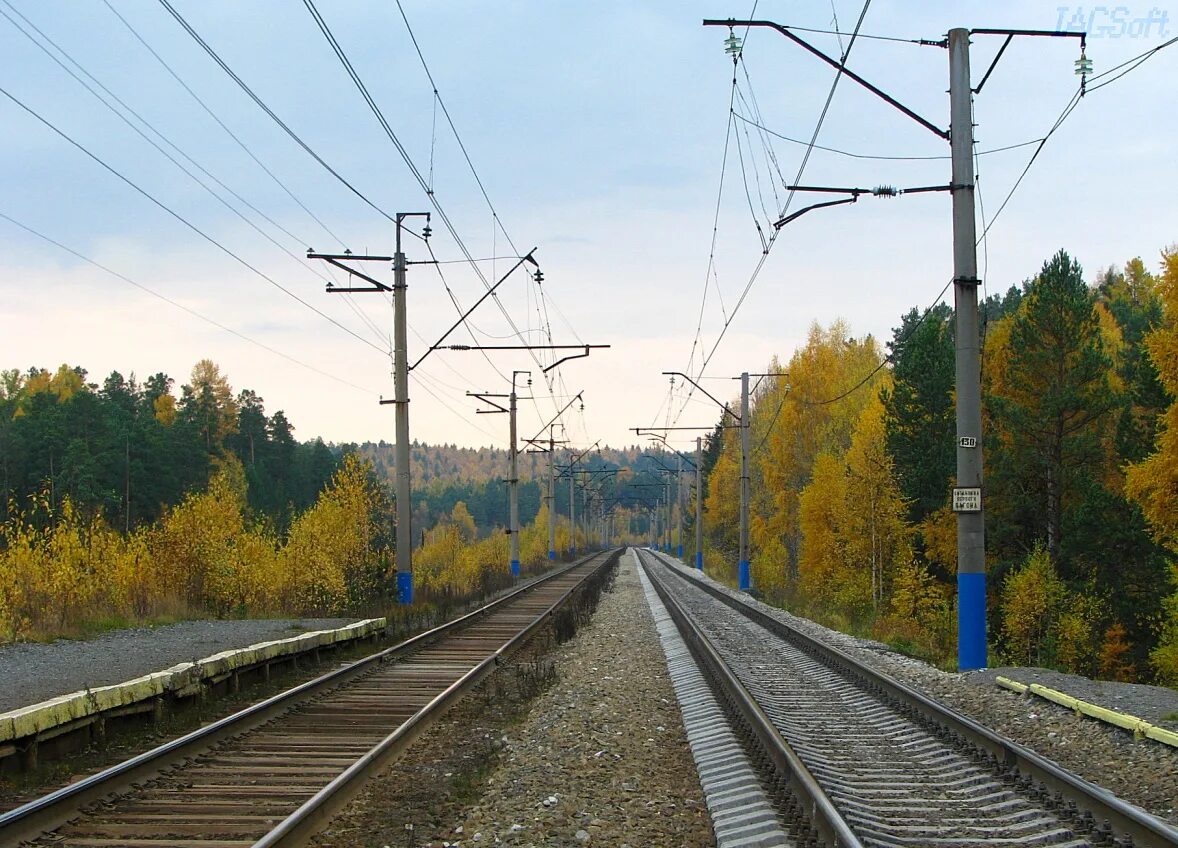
[2,1,1174,452]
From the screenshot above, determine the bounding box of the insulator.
[873,185,898,197]
[724,30,743,57]
[534,269,544,284]
[1075,52,1093,76]
[422,224,432,240]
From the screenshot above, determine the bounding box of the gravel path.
[655,553,1178,827]
[0,618,353,713]
[455,552,714,846]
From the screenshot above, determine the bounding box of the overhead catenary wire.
[0,83,389,356]
[103,0,347,247]
[667,11,1170,440]
[730,111,1045,161]
[156,0,401,229]
[746,39,1173,440]
[302,0,572,424]
[0,3,393,354]
[0,210,375,395]
[665,0,874,433]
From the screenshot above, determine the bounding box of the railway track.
[637,548,1178,848]
[1,550,619,848]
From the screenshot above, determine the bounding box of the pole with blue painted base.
[738,371,751,592]
[695,436,704,570]
[949,28,987,670]
[547,428,557,561]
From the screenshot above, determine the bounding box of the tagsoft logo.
[1056,6,1171,37]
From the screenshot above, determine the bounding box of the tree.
[986,250,1121,562]
[881,303,954,525]
[180,359,238,453]
[843,393,912,608]
[1125,248,1178,549]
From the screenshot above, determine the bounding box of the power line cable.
[666,0,873,433]
[104,0,347,246]
[0,3,391,353]
[302,0,562,399]
[0,83,389,355]
[0,209,375,394]
[156,0,400,227]
[392,0,585,418]
[730,111,1043,160]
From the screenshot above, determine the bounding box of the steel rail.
[0,551,617,846]
[255,550,619,846]
[647,552,1178,848]
[636,548,862,848]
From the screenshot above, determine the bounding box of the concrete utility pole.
[664,478,672,552]
[312,212,429,605]
[739,371,751,592]
[508,372,525,578]
[948,28,986,670]
[548,427,557,561]
[392,222,413,602]
[569,466,577,557]
[677,452,685,559]
[696,436,704,570]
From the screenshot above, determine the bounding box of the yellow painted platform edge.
[0,617,385,743]
[995,674,1178,748]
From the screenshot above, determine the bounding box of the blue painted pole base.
[695,551,703,570]
[548,550,556,561]
[958,572,987,671]
[739,559,751,591]
[396,571,413,605]
[677,544,684,559]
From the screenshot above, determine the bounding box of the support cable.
[0,210,375,394]
[0,84,388,355]
[157,0,400,227]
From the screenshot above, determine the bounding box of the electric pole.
[948,29,986,670]
[311,211,429,605]
[739,371,751,591]
[696,436,704,570]
[703,18,1089,666]
[548,427,557,561]
[677,451,684,559]
[392,220,412,602]
[468,370,531,578]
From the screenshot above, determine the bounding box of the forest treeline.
[694,247,1178,684]
[0,360,662,640]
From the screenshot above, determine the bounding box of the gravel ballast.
[652,552,1178,827]
[0,618,353,713]
[454,551,714,846]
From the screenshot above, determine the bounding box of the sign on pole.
[952,486,982,513]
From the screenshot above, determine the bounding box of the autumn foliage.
[695,246,1178,681]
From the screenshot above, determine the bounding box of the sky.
[2,1,1175,453]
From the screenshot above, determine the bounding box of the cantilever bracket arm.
[410,249,537,371]
[702,19,949,140]
[662,371,740,421]
[542,345,611,374]
[310,254,394,293]
[526,391,584,444]
[466,392,509,414]
[774,196,859,229]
